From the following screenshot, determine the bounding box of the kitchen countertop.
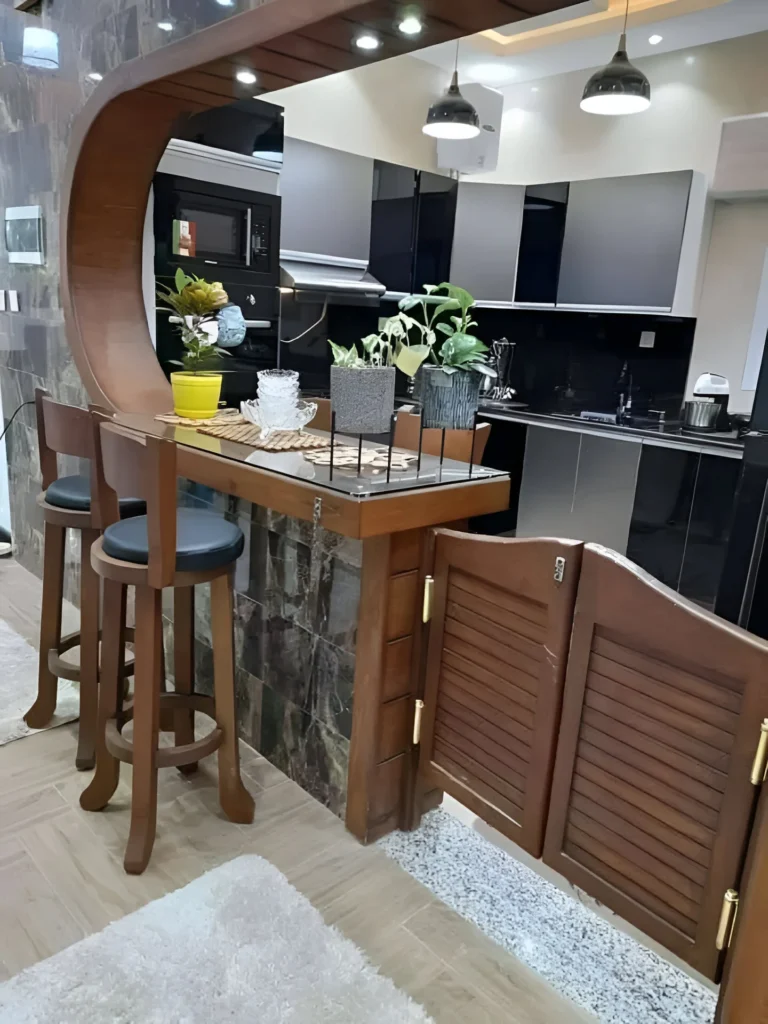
[479,405,745,457]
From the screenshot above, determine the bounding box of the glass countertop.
[114,414,509,499]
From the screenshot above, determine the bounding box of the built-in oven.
[153,173,280,286]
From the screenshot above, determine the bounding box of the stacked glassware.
[241,369,316,438]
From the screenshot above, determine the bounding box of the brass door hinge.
[715,889,739,951]
[422,576,435,623]
[413,699,425,745]
[750,719,768,785]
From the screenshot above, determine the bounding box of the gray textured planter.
[331,366,396,434]
[420,366,483,430]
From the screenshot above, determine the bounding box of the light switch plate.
[8,290,19,313]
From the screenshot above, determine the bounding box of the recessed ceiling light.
[236,69,257,84]
[157,21,173,32]
[648,34,663,45]
[355,33,381,51]
[216,0,236,5]
[87,71,103,81]
[398,16,423,36]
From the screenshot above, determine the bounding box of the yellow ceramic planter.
[170,372,223,420]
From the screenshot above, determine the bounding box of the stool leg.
[173,586,197,774]
[80,579,126,811]
[24,521,65,728]
[210,573,254,824]
[124,584,162,875]
[76,528,100,771]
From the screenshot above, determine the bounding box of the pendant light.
[423,41,480,140]
[580,0,650,115]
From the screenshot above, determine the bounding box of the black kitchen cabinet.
[369,161,457,295]
[627,445,698,591]
[678,453,741,610]
[556,171,692,309]
[413,171,458,292]
[514,183,569,305]
[369,161,418,295]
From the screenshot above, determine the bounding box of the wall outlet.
[639,331,656,349]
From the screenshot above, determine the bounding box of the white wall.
[264,56,446,171]
[685,200,768,412]
[464,31,768,187]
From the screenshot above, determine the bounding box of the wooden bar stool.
[80,414,254,874]
[24,389,142,769]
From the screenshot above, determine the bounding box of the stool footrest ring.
[105,693,221,768]
[47,629,136,683]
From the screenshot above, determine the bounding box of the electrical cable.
[0,400,34,445]
[279,297,329,345]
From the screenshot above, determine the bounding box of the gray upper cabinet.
[280,138,374,261]
[556,170,693,309]
[450,182,525,302]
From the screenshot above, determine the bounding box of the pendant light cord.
[623,0,630,36]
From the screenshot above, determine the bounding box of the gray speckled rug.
[380,809,716,1024]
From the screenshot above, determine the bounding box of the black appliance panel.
[414,172,458,292]
[154,173,280,285]
[369,161,418,294]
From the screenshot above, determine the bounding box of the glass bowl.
[240,398,318,439]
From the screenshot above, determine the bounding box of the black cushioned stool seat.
[46,475,146,517]
[102,508,244,573]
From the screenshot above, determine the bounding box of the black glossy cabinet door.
[414,171,458,292]
[626,445,698,592]
[369,161,417,294]
[514,183,569,305]
[679,453,741,610]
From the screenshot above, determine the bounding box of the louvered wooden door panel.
[543,544,768,981]
[418,531,583,857]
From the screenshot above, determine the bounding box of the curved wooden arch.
[61,0,579,412]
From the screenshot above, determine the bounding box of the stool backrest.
[35,388,94,488]
[91,412,177,589]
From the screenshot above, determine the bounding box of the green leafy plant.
[329,311,432,377]
[399,283,496,378]
[157,269,232,374]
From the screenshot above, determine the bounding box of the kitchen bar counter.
[113,413,510,844]
[480,405,744,457]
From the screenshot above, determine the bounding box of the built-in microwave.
[153,173,281,288]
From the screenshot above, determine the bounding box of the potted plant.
[329,312,432,434]
[157,269,231,419]
[400,283,496,430]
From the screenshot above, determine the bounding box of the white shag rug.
[0,854,434,1024]
[0,617,78,746]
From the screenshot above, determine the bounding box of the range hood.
[280,250,385,304]
[279,138,384,305]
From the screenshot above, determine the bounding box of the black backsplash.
[280,298,695,416]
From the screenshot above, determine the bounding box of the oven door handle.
[245,207,252,267]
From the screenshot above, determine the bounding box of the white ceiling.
[415,0,768,87]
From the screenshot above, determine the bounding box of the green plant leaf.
[398,296,419,311]
[422,284,438,294]
[467,362,497,378]
[432,298,461,319]
[175,268,190,293]
[437,282,475,312]
[395,344,431,378]
[360,334,380,354]
[441,365,459,375]
[435,322,454,337]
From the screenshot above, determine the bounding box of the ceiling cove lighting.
[355,33,381,51]
[649,34,663,45]
[423,40,480,141]
[216,0,236,5]
[580,0,650,116]
[236,69,257,85]
[398,16,423,36]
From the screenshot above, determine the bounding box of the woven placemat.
[155,409,243,428]
[197,421,331,452]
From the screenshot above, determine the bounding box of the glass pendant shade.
[423,71,481,140]
[580,34,651,115]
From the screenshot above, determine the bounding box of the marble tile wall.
[0,0,359,811]
[168,484,361,817]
